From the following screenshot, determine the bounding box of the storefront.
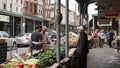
[0,14,10,34]
[0,10,51,37]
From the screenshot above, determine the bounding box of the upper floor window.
[21,8,23,13]
[46,0,50,4]
[21,0,22,4]
[10,0,12,11]
[16,7,18,12]
[30,3,32,12]
[16,0,18,3]
[34,4,37,14]
[25,1,28,11]
[47,10,50,18]
[39,5,43,15]
[3,0,7,9]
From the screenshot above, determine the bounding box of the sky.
[51,0,98,21]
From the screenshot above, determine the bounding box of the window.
[46,0,50,4]
[39,5,43,15]
[21,0,22,4]
[25,1,28,11]
[3,0,7,9]
[21,8,23,13]
[10,0,12,11]
[34,4,37,14]
[30,3,32,12]
[16,7,18,12]
[47,10,50,18]
[16,0,18,3]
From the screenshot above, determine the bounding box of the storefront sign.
[97,18,112,26]
[0,15,10,22]
[99,4,120,18]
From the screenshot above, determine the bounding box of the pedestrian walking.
[100,29,106,47]
[92,29,98,48]
[107,30,115,48]
[75,25,89,68]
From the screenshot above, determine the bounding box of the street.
[88,44,120,68]
[7,46,29,59]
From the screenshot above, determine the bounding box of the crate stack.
[0,39,7,64]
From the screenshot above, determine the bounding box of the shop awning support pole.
[65,0,69,57]
[56,0,61,63]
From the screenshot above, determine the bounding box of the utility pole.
[42,0,44,26]
[65,0,69,57]
[22,0,25,33]
[56,0,61,63]
[54,0,56,29]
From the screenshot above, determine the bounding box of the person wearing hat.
[75,26,89,68]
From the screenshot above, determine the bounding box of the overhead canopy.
[75,0,96,15]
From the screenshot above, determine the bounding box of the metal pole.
[22,0,25,33]
[13,16,14,37]
[42,0,44,26]
[93,16,95,31]
[33,20,35,30]
[65,0,69,57]
[79,3,81,25]
[56,0,61,63]
[20,17,22,33]
[54,0,56,29]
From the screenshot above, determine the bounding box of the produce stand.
[0,39,7,64]
[45,48,76,68]
[3,46,77,68]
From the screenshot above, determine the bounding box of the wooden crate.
[0,39,6,44]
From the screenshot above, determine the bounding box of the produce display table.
[46,48,76,68]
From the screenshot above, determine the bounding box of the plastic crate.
[0,43,7,64]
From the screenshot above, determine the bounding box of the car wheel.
[12,42,17,50]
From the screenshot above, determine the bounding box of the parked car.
[14,33,32,46]
[47,30,63,44]
[0,31,16,50]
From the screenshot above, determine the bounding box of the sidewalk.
[87,44,120,68]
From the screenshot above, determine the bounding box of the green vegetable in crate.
[9,58,21,63]
[24,59,39,65]
[5,62,16,68]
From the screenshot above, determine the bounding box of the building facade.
[0,0,47,37]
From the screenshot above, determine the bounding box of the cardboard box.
[0,39,6,44]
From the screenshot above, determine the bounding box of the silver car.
[15,33,32,46]
[0,31,16,49]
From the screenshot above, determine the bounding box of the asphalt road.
[7,46,29,59]
[88,44,120,68]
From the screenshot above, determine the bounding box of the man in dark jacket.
[107,31,115,48]
[76,26,89,68]
[31,25,43,53]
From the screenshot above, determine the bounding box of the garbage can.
[0,39,7,64]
